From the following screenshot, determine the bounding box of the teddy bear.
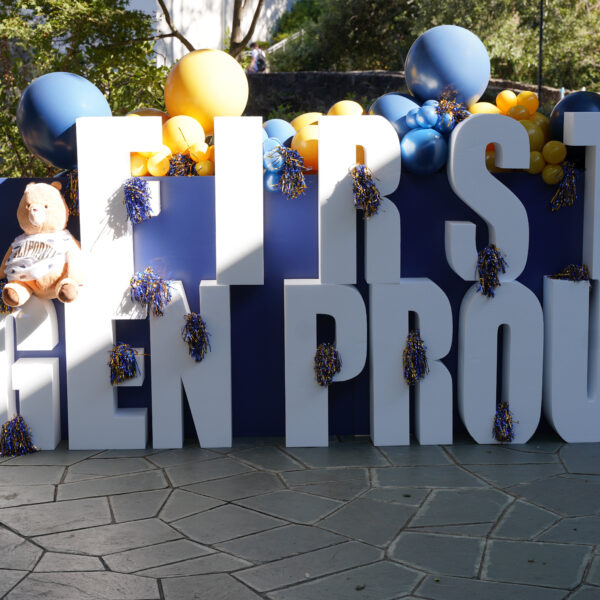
[0,181,83,307]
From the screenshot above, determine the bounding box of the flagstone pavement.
[0,433,599,599]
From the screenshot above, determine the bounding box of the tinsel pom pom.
[403,330,429,386]
[109,343,139,385]
[435,91,470,124]
[64,169,79,216]
[550,264,590,282]
[182,313,211,362]
[550,161,577,212]
[314,342,341,386]
[130,267,172,317]
[350,164,382,218]
[0,415,38,456]
[277,147,308,200]
[493,402,516,443]
[477,244,507,297]
[0,278,15,315]
[123,177,153,224]
[168,153,196,176]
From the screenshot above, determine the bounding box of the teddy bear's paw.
[2,283,30,307]
[57,279,79,303]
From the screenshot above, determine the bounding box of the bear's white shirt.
[5,230,77,282]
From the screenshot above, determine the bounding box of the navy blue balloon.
[401,128,448,175]
[549,91,600,166]
[435,112,456,135]
[17,72,112,170]
[264,171,282,192]
[263,119,296,146]
[405,25,490,106]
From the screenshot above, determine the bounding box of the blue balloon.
[368,93,420,140]
[405,25,490,106]
[401,128,448,175]
[264,171,282,192]
[262,128,269,142]
[416,105,440,129]
[434,112,456,135]
[405,108,420,130]
[17,72,112,170]
[263,119,296,146]
[423,100,439,107]
[263,138,284,172]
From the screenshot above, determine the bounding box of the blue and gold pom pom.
[130,267,172,317]
[403,330,429,386]
[109,343,139,385]
[477,244,507,297]
[182,313,211,362]
[168,153,196,177]
[64,169,79,217]
[550,161,577,212]
[123,177,153,224]
[550,263,590,283]
[350,164,381,219]
[0,279,15,315]
[493,402,516,443]
[277,147,308,200]
[0,415,38,456]
[436,91,470,125]
[314,342,341,386]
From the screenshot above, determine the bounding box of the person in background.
[247,42,267,73]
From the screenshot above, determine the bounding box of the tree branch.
[229,0,265,59]
[157,0,195,52]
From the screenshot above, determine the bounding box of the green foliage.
[272,0,322,41]
[270,0,600,93]
[0,0,169,177]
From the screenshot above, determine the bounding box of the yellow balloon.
[542,140,567,165]
[516,91,539,116]
[189,142,209,162]
[507,105,530,121]
[130,153,148,177]
[194,160,215,176]
[162,115,205,155]
[520,120,545,152]
[496,90,517,114]
[147,145,172,177]
[527,151,546,174]
[291,112,322,131]
[291,125,319,172]
[470,102,502,115]
[327,100,365,116]
[530,112,550,141]
[164,49,249,135]
[208,144,215,162]
[485,150,501,173]
[542,164,564,185]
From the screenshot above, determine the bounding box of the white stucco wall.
[129,0,296,65]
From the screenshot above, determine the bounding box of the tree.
[0,0,170,178]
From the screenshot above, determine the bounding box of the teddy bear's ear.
[50,181,63,191]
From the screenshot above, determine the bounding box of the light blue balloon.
[263,138,284,172]
[16,72,112,170]
[423,99,439,107]
[368,93,420,122]
[416,105,440,129]
[263,119,296,146]
[264,171,282,192]
[262,128,269,142]
[404,25,490,106]
[400,128,448,175]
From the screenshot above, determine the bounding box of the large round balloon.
[17,72,112,170]
[404,25,490,106]
[164,49,249,135]
[400,128,448,175]
[263,119,296,146]
[549,91,600,165]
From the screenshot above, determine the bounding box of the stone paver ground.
[0,433,599,599]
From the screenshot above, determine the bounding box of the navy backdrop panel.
[0,171,585,439]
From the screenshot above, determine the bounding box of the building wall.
[129,0,296,66]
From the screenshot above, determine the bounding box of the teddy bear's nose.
[28,205,46,226]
